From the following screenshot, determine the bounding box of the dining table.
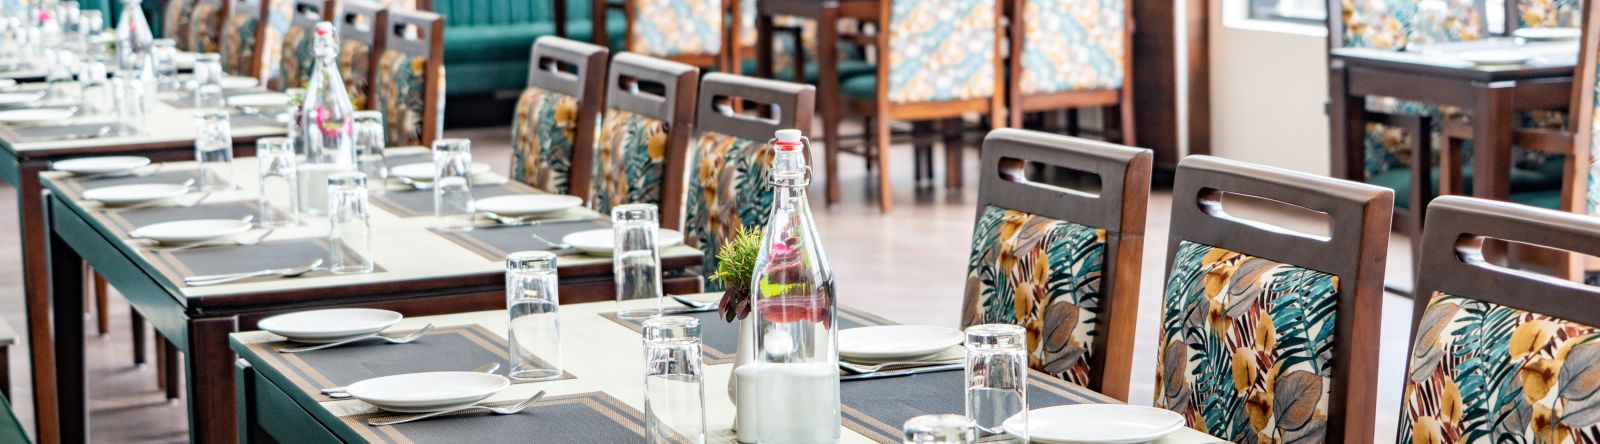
[41,155,704,443]
[0,82,288,444]
[230,293,1222,443]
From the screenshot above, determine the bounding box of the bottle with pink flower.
[296,21,356,217]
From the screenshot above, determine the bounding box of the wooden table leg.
[162,340,180,400]
[94,272,109,336]
[817,6,843,207]
[48,197,86,443]
[132,310,147,366]
[1471,81,1515,202]
[1327,62,1365,182]
[185,317,239,443]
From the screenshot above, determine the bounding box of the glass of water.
[113,71,148,135]
[327,172,374,274]
[506,251,562,381]
[352,111,386,192]
[79,61,110,116]
[45,49,76,102]
[256,137,299,228]
[903,415,979,444]
[193,110,234,191]
[964,324,1027,441]
[643,316,706,444]
[151,38,178,92]
[431,138,475,230]
[192,53,225,110]
[613,203,662,319]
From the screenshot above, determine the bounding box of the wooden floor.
[0,126,1419,442]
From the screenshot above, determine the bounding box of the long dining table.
[230,293,1222,443]
[0,85,287,444]
[41,155,704,442]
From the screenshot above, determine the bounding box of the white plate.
[82,183,191,205]
[562,228,685,257]
[227,92,292,109]
[0,91,44,106]
[1460,50,1533,66]
[476,195,583,216]
[1513,27,1582,41]
[0,79,16,89]
[53,156,151,175]
[173,52,198,69]
[220,76,259,90]
[1004,405,1185,444]
[0,107,76,123]
[838,325,965,360]
[389,162,492,181]
[129,219,253,244]
[345,372,509,412]
[258,308,403,343]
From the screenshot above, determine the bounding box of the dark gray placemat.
[384,152,429,169]
[144,238,382,287]
[598,305,893,365]
[370,183,531,217]
[54,169,197,200]
[429,218,607,261]
[242,325,570,402]
[840,368,1113,443]
[7,122,120,143]
[98,201,262,237]
[342,392,648,443]
[230,112,285,128]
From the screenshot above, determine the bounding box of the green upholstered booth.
[430,0,624,96]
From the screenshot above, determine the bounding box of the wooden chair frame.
[526,36,610,201]
[604,53,700,230]
[1165,155,1392,443]
[338,0,388,110]
[192,0,233,53]
[1004,0,1136,145]
[380,8,446,147]
[694,73,816,146]
[975,128,1150,401]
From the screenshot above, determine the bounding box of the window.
[1247,0,1326,25]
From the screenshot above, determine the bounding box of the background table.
[232,294,1221,443]
[42,158,703,442]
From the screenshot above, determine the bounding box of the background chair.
[338,1,388,110]
[1403,196,1600,442]
[1154,155,1391,443]
[590,53,699,229]
[163,0,196,50]
[190,0,232,55]
[1005,0,1135,145]
[606,0,727,71]
[961,128,1150,402]
[685,73,815,289]
[374,9,446,147]
[1511,0,1585,29]
[274,0,335,90]
[511,36,608,199]
[219,0,270,80]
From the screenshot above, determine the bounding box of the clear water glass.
[431,138,475,230]
[193,110,234,191]
[78,61,110,116]
[613,203,662,319]
[352,111,386,191]
[327,172,374,274]
[45,49,76,102]
[643,316,706,444]
[151,38,177,92]
[79,10,104,61]
[192,53,225,110]
[965,324,1028,441]
[903,415,979,444]
[114,71,148,132]
[506,251,562,381]
[256,137,299,227]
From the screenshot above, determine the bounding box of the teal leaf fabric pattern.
[592,109,669,214]
[510,87,579,195]
[685,132,774,291]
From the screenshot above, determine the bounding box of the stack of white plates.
[258,308,404,344]
[838,325,965,362]
[82,183,191,206]
[476,194,583,217]
[389,162,493,182]
[220,76,260,91]
[344,371,510,412]
[0,107,76,124]
[561,228,685,256]
[53,156,151,176]
[130,219,254,245]
[1003,405,1185,444]
[0,90,44,107]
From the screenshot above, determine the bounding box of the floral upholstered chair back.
[960,129,1151,400]
[190,0,229,54]
[511,36,608,199]
[1015,0,1127,95]
[627,0,723,62]
[1520,0,1585,27]
[685,74,815,290]
[591,53,698,230]
[1154,156,1391,443]
[276,0,329,91]
[1404,196,1600,442]
[219,0,265,79]
[164,0,195,50]
[883,0,998,104]
[337,1,385,110]
[374,9,445,147]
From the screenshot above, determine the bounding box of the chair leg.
[943,118,964,190]
[131,310,147,365]
[162,339,180,400]
[1117,101,1137,146]
[155,338,166,390]
[863,117,877,173]
[911,121,935,187]
[875,112,893,212]
[1064,109,1080,136]
[0,345,10,401]
[94,273,109,336]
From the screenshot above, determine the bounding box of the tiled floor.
[0,126,1418,442]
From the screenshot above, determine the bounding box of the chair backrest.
[219,0,268,79]
[374,8,446,147]
[624,0,724,66]
[1327,0,1485,50]
[1009,0,1130,96]
[275,0,334,90]
[1154,155,1392,443]
[1562,0,1600,218]
[962,128,1150,401]
[1510,0,1585,30]
[1404,196,1600,442]
[592,52,699,229]
[684,73,815,287]
[190,0,232,54]
[878,0,1000,105]
[511,36,608,198]
[338,0,387,110]
[164,0,197,50]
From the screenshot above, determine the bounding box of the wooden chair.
[218,0,270,80]
[685,73,815,288]
[1508,0,1585,30]
[373,8,446,147]
[337,1,388,110]
[598,0,728,71]
[1402,196,1600,442]
[511,36,609,199]
[163,0,197,50]
[1154,155,1391,443]
[834,0,1005,212]
[960,128,1150,401]
[1005,0,1135,145]
[274,0,336,91]
[590,53,699,230]
[190,0,232,55]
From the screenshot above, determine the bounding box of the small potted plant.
[710,226,761,323]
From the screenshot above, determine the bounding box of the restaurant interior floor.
[0,127,1418,443]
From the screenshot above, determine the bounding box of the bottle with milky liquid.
[296,21,355,217]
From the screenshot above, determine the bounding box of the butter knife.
[839,363,963,381]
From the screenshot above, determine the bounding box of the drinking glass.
[112,71,147,136]
[613,203,663,319]
[903,415,979,444]
[193,110,234,191]
[192,53,225,110]
[964,324,1027,441]
[643,316,706,444]
[256,137,299,228]
[327,172,374,274]
[431,138,474,230]
[78,10,103,61]
[151,38,177,92]
[45,49,76,101]
[58,2,80,52]
[78,61,110,116]
[506,251,562,381]
[352,111,386,192]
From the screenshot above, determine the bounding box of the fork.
[322,362,500,399]
[838,359,965,375]
[367,390,546,427]
[278,324,435,353]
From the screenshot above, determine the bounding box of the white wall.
[1207,0,1332,175]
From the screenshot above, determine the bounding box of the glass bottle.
[296,21,355,217]
[742,129,839,443]
[114,0,151,72]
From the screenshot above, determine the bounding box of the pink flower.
[313,106,346,137]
